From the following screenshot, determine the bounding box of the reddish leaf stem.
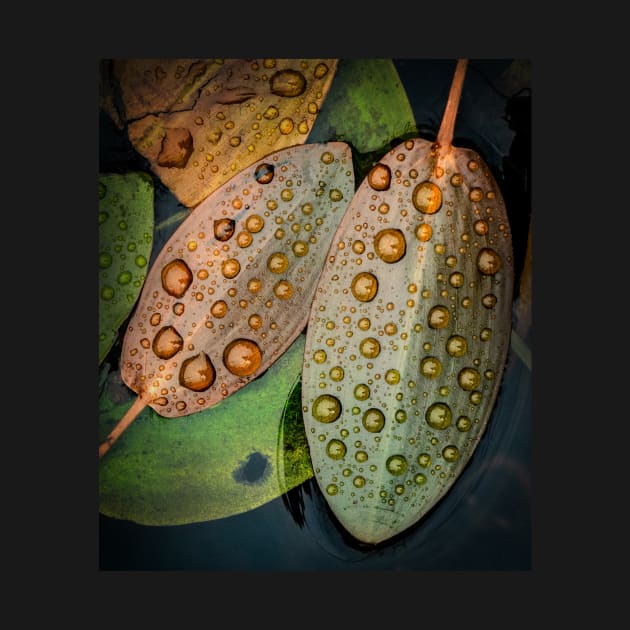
[99,395,149,459]
[436,59,468,152]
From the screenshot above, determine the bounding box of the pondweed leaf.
[301,60,515,544]
[99,141,355,458]
[99,335,312,525]
[102,58,338,209]
[98,172,154,365]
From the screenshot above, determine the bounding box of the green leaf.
[98,172,154,364]
[99,334,313,525]
[309,59,416,154]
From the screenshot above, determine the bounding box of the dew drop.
[359,337,380,359]
[420,356,442,378]
[446,335,467,357]
[385,369,400,385]
[99,253,112,269]
[312,394,342,423]
[211,300,228,318]
[354,383,371,401]
[237,231,253,248]
[246,214,264,233]
[173,303,185,316]
[386,454,408,476]
[351,272,378,302]
[279,118,294,134]
[428,305,450,329]
[456,416,472,432]
[152,325,184,359]
[223,339,263,377]
[292,240,309,257]
[412,181,442,214]
[374,229,406,263]
[326,439,347,460]
[135,255,147,268]
[449,272,465,288]
[267,252,289,274]
[214,218,236,241]
[482,293,498,309]
[367,163,391,191]
[161,259,193,298]
[416,223,432,242]
[221,258,241,279]
[273,279,294,300]
[417,453,431,467]
[330,366,345,381]
[248,314,263,330]
[270,69,307,97]
[458,367,481,391]
[179,352,216,391]
[442,445,460,462]
[362,408,385,433]
[425,402,452,430]
[476,247,502,275]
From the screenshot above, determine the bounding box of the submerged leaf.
[104,58,338,208]
[302,60,514,544]
[98,172,154,365]
[309,58,416,154]
[99,335,311,525]
[99,141,354,457]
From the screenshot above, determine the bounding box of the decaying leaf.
[98,172,154,365]
[309,58,416,153]
[99,335,312,525]
[103,58,338,209]
[301,60,514,544]
[99,141,355,458]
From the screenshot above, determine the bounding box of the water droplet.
[270,69,307,97]
[450,173,463,187]
[362,408,385,433]
[101,286,114,300]
[482,293,498,309]
[223,339,263,377]
[326,439,347,460]
[214,218,235,241]
[476,247,502,275]
[359,337,380,359]
[314,62,330,79]
[428,305,450,329]
[211,300,228,318]
[221,258,241,279]
[99,253,112,269]
[330,366,345,381]
[279,118,294,134]
[417,453,431,467]
[412,181,442,214]
[353,476,366,488]
[474,219,489,235]
[273,279,293,300]
[367,163,391,191]
[416,223,432,242]
[152,326,184,359]
[386,454,408,476]
[449,271,465,288]
[237,231,253,247]
[458,367,481,391]
[267,252,289,274]
[150,313,161,326]
[329,189,343,202]
[385,369,400,385]
[425,402,452,430]
[281,188,294,202]
[469,187,484,202]
[480,328,492,341]
[173,303,185,316]
[326,484,339,496]
[246,214,264,233]
[248,314,263,330]
[135,255,147,268]
[312,394,342,423]
[351,272,378,302]
[442,445,460,462]
[263,105,279,120]
[414,473,427,485]
[98,182,106,200]
[446,335,467,357]
[420,356,442,378]
[456,416,472,432]
[354,383,370,401]
[374,229,406,263]
[179,352,216,391]
[161,259,193,298]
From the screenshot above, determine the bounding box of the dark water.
[98,59,531,571]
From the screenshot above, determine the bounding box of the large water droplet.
[412,181,442,214]
[351,272,378,302]
[428,305,450,329]
[362,408,385,433]
[374,229,406,263]
[476,247,502,275]
[458,367,481,391]
[161,259,193,298]
[367,163,391,191]
[152,325,184,359]
[214,219,235,241]
[270,69,307,97]
[179,352,216,391]
[267,252,289,274]
[223,339,263,376]
[326,439,347,460]
[386,454,408,476]
[312,394,342,423]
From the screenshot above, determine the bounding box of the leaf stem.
[99,395,149,459]
[436,59,468,151]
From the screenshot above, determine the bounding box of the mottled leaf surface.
[99,335,312,525]
[98,172,154,364]
[309,59,416,153]
[104,58,338,208]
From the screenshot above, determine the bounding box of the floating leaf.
[99,141,355,457]
[98,172,154,365]
[309,58,416,154]
[103,58,338,209]
[302,60,514,544]
[99,335,311,525]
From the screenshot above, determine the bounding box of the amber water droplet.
[211,300,228,318]
[314,62,330,79]
[367,163,391,191]
[374,229,406,263]
[248,314,263,330]
[416,223,432,242]
[312,394,342,423]
[458,367,481,391]
[279,118,294,134]
[428,305,450,329]
[246,214,264,233]
[161,259,193,298]
[326,439,347,460]
[477,247,502,275]
[267,252,289,274]
[223,339,262,377]
[221,258,241,279]
[426,402,452,430]
[270,69,307,97]
[274,280,294,300]
[351,272,378,302]
[420,356,442,378]
[179,352,216,391]
[446,335,467,357]
[362,408,385,433]
[173,303,185,316]
[214,219,235,241]
[152,325,184,359]
[359,337,381,358]
[412,181,442,214]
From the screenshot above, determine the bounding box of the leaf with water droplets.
[302,60,515,544]
[99,335,312,525]
[309,58,416,153]
[99,141,355,458]
[98,172,154,365]
[103,58,338,209]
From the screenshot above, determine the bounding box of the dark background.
[98,59,531,570]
